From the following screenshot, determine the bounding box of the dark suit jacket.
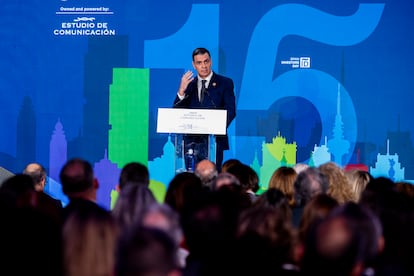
[173,72,236,150]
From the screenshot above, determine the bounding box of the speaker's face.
[192,53,212,79]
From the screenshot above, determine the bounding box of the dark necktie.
[200,79,207,103]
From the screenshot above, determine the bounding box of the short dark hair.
[119,162,149,189]
[116,226,179,276]
[59,158,94,194]
[0,174,35,197]
[192,47,210,60]
[226,163,259,193]
[221,158,243,173]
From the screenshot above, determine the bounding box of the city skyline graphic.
[1,1,413,209]
[40,77,414,208]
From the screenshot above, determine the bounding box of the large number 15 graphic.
[145,3,385,164]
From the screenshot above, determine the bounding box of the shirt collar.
[198,71,213,86]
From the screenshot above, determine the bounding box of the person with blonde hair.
[344,169,372,202]
[319,162,356,204]
[293,163,309,175]
[63,203,118,276]
[268,166,297,207]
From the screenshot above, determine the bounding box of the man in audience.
[59,158,101,220]
[194,159,218,189]
[111,161,150,209]
[292,167,329,227]
[117,161,150,191]
[23,163,47,192]
[22,162,63,223]
[23,162,62,208]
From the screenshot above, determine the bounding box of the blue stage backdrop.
[1,0,413,208]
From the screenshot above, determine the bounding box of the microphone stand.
[204,90,216,108]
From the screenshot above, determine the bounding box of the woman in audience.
[234,203,298,275]
[252,187,292,222]
[344,169,372,202]
[181,184,248,275]
[319,162,356,204]
[298,193,339,241]
[112,183,157,232]
[221,158,243,173]
[164,171,204,217]
[63,203,118,276]
[139,202,188,269]
[395,180,414,199]
[226,162,260,203]
[293,163,309,175]
[268,166,298,207]
[360,177,414,276]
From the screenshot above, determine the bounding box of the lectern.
[157,108,227,173]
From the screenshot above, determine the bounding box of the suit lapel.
[209,73,218,90]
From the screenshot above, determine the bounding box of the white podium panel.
[156,108,227,135]
[156,108,226,173]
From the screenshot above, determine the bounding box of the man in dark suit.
[59,158,103,221]
[23,163,63,217]
[173,47,236,171]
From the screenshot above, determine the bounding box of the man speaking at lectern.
[173,47,236,171]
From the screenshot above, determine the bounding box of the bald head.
[195,160,218,189]
[23,163,46,191]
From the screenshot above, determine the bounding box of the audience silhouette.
[1,158,413,276]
